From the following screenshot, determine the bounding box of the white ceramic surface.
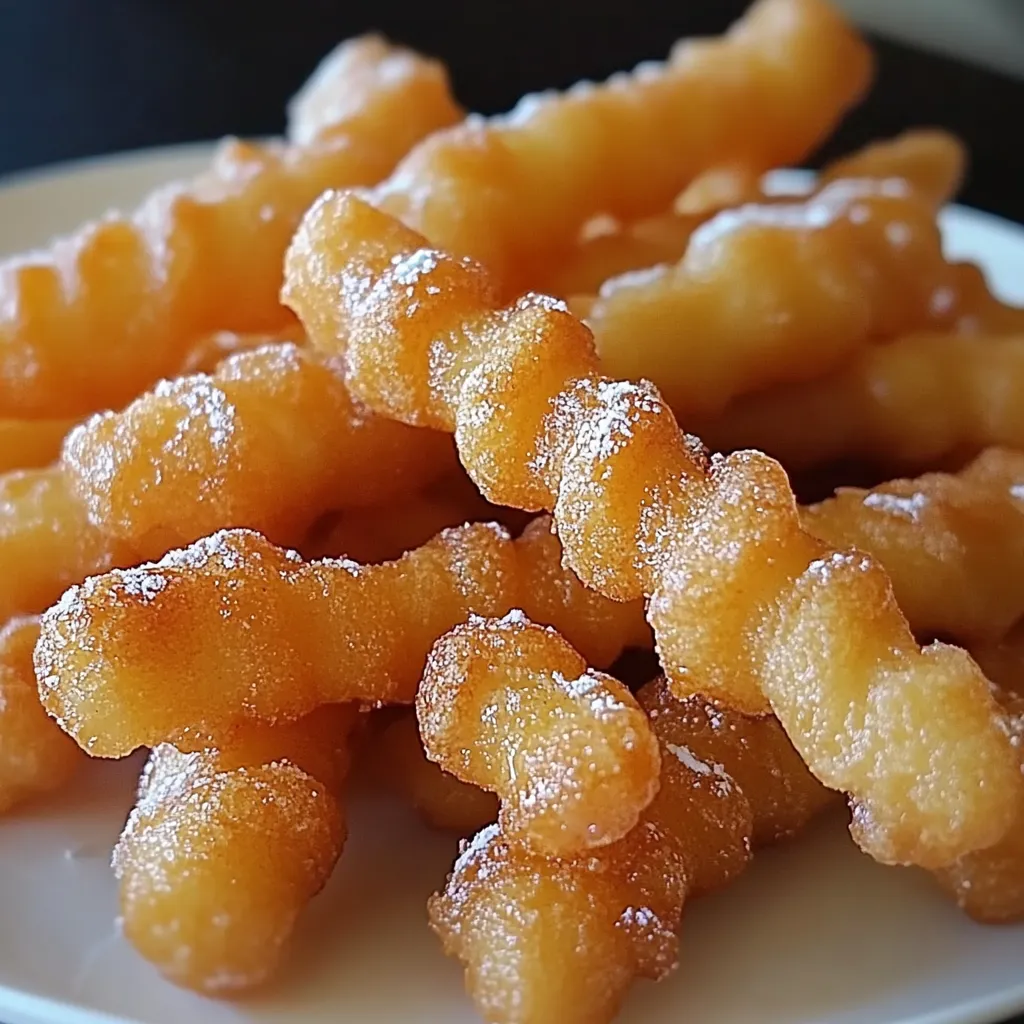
[0,148,1023,1024]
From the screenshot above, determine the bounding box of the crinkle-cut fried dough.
[418,613,660,856]
[0,617,82,813]
[674,164,763,215]
[304,466,526,564]
[932,686,1024,922]
[821,128,966,208]
[285,34,458,154]
[0,330,293,483]
[547,211,704,299]
[114,705,353,994]
[0,38,460,419]
[36,518,649,756]
[579,180,995,418]
[698,333,1024,471]
[803,449,1024,644]
[370,711,498,834]
[0,468,139,621]
[283,194,1022,868]
[639,677,834,847]
[356,0,870,289]
[177,327,304,375]
[63,342,455,550]
[764,549,1019,867]
[429,685,754,1024]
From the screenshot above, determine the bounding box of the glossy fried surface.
[284,192,1021,868]
[36,518,649,755]
[639,677,833,847]
[804,449,1024,643]
[113,705,353,994]
[698,332,1024,471]
[418,614,660,855]
[429,685,755,1024]
[820,128,966,208]
[932,686,1024,922]
[581,180,986,417]
[63,342,455,550]
[0,617,82,813]
[366,0,870,289]
[370,711,498,834]
[0,37,460,418]
[0,468,139,620]
[305,466,526,564]
[549,210,704,299]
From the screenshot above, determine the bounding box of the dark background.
[0,3,1022,1023]
[2,0,1024,222]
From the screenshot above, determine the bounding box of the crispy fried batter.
[579,180,982,417]
[546,211,705,299]
[639,677,834,847]
[365,0,870,290]
[429,683,755,1024]
[699,332,1024,471]
[674,164,763,214]
[821,128,966,208]
[63,343,455,550]
[304,466,526,564]
[36,518,649,755]
[0,38,460,418]
[0,617,83,813]
[113,705,353,994]
[418,613,660,855]
[370,711,498,833]
[0,469,140,620]
[283,192,1021,867]
[803,449,1024,643]
[932,685,1024,922]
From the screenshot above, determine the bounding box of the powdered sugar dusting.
[116,567,168,603]
[390,248,442,286]
[665,742,733,797]
[862,490,930,522]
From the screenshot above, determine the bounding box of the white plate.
[0,147,1023,1024]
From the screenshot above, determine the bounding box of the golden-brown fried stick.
[0,469,143,621]
[63,342,456,551]
[0,37,460,418]
[578,180,986,417]
[418,613,661,855]
[0,617,83,813]
[283,192,1021,868]
[176,327,304,375]
[803,449,1024,644]
[821,128,966,208]
[674,163,763,214]
[365,0,871,291]
[37,518,650,756]
[303,465,526,564]
[932,684,1024,922]
[557,129,964,317]
[640,676,833,847]
[544,211,704,299]
[113,704,354,994]
[429,681,756,1024]
[698,332,1024,472]
[369,711,498,834]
